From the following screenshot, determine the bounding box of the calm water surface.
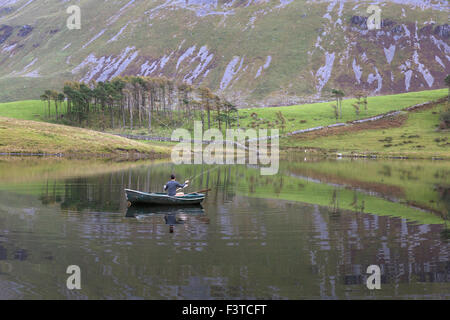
[0,157,448,299]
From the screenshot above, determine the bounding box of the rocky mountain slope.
[0,0,448,106]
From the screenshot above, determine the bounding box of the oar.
[186,189,211,195]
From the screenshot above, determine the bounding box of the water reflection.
[0,158,448,299]
[126,205,206,233]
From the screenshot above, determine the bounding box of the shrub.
[439,109,450,129]
[379,137,393,143]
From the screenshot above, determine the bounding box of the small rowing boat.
[125,189,206,206]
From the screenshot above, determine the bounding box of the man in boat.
[164,174,189,197]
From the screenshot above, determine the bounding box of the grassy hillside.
[0,0,448,105]
[238,89,447,132]
[0,99,67,120]
[285,101,450,159]
[2,88,445,130]
[0,116,170,157]
[0,89,448,159]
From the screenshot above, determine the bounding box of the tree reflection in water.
[0,159,448,299]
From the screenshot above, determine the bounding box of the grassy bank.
[1,89,446,131]
[238,89,447,132]
[0,89,448,159]
[104,89,447,135]
[0,116,171,158]
[284,102,450,159]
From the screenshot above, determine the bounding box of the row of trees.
[40,90,65,120]
[41,76,239,133]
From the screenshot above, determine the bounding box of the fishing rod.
[187,164,221,182]
[174,164,221,193]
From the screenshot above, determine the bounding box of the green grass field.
[0,89,448,158]
[237,89,447,132]
[285,102,450,158]
[1,89,446,130]
[0,99,67,121]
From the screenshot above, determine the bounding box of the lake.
[0,157,448,299]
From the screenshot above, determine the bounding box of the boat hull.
[125,189,205,205]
